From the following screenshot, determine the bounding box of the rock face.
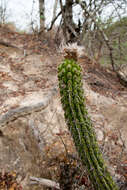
[0,87,67,189]
[117,64,127,87]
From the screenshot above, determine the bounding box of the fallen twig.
[30,176,60,189]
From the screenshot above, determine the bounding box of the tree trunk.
[60,0,79,43]
[52,0,58,21]
[65,0,73,25]
[39,0,45,31]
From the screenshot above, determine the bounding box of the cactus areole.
[58,57,118,190]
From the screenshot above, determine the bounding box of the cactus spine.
[58,58,118,190]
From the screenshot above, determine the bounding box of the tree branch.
[47,11,62,31]
[66,23,78,38]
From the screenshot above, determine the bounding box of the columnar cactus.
[58,55,118,190]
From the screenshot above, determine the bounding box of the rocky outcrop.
[117,64,127,87]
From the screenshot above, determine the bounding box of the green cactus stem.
[58,58,119,190]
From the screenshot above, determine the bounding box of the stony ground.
[0,25,127,190]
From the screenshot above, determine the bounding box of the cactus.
[58,54,118,190]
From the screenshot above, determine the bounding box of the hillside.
[0,25,127,190]
[100,16,127,69]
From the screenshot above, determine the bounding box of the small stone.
[117,138,123,146]
[95,129,104,141]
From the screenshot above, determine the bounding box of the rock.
[0,87,64,189]
[117,64,127,87]
[3,81,19,91]
[95,128,104,142]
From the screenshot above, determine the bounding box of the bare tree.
[59,0,81,43]
[47,0,82,43]
[39,0,45,31]
[52,0,58,21]
[75,0,127,85]
[0,0,8,24]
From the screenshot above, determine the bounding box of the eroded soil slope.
[0,26,127,189]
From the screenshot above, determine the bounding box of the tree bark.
[60,0,80,43]
[52,0,58,21]
[39,0,45,31]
